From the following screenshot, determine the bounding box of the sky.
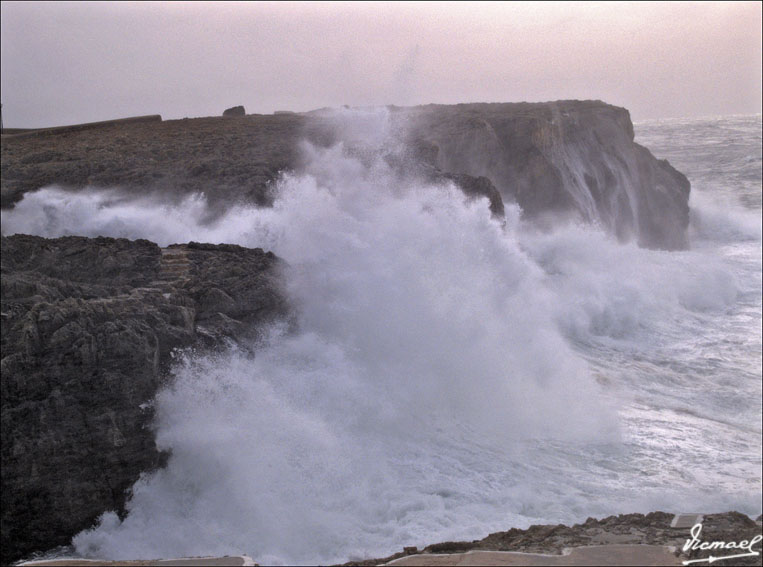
[1,1,761,128]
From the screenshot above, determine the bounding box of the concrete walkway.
[16,546,686,566]
[19,556,255,566]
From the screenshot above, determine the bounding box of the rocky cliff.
[0,235,288,564]
[401,101,691,249]
[1,100,690,249]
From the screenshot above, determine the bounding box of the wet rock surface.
[0,234,288,564]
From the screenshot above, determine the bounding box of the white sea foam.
[689,189,763,244]
[3,111,761,564]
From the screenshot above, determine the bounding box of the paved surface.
[671,514,704,529]
[383,545,682,566]
[19,556,255,566]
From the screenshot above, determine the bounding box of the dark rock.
[223,105,246,117]
[0,234,288,564]
[423,541,476,554]
[441,172,505,218]
[403,101,690,250]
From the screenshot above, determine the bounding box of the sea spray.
[63,138,616,564]
[2,111,760,564]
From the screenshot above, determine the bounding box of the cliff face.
[0,235,288,564]
[403,101,691,249]
[1,100,690,249]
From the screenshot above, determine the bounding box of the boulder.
[222,105,245,117]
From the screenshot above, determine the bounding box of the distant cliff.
[401,101,690,250]
[1,100,690,249]
[0,235,288,564]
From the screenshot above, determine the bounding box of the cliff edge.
[1,100,690,249]
[402,101,690,249]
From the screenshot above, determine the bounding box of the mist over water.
[3,113,761,564]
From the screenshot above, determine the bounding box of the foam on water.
[2,112,761,565]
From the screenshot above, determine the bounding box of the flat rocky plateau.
[1,113,301,210]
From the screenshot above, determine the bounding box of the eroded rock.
[0,235,287,564]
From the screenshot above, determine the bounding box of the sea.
[3,112,761,565]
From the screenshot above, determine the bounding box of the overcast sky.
[1,1,761,128]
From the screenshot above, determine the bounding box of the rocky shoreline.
[341,512,763,566]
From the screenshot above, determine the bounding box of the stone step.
[160,260,189,267]
[17,554,257,566]
[157,248,192,285]
[159,266,189,274]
